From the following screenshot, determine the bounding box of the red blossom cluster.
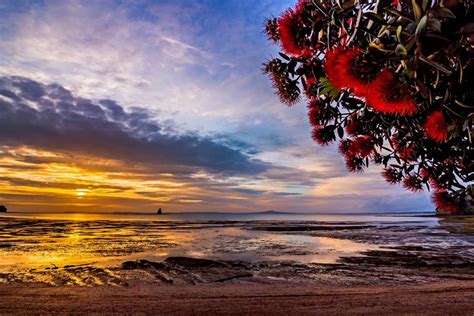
[277,6,312,58]
[263,0,473,214]
[382,167,401,185]
[338,136,376,172]
[325,47,370,96]
[432,191,462,214]
[423,110,449,142]
[325,48,418,117]
[391,137,415,161]
[366,70,418,116]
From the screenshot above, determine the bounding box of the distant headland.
[0,205,7,213]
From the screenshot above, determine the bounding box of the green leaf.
[395,44,407,56]
[319,77,340,99]
[428,18,441,33]
[396,25,403,42]
[415,15,428,42]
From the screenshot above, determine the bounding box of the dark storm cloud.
[0,76,267,175]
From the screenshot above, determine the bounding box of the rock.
[164,257,229,268]
[121,259,166,270]
[0,205,7,213]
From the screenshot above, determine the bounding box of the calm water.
[0,211,437,223]
[3,211,470,278]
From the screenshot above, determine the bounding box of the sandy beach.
[1,281,474,315]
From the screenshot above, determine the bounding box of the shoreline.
[1,215,473,287]
[1,280,473,315]
[1,213,473,314]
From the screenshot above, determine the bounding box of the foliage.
[263,0,473,214]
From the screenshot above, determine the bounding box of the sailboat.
[156,208,162,215]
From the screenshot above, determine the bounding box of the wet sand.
[1,281,473,315]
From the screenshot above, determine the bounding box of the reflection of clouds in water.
[0,218,378,271]
[200,232,377,264]
[0,215,472,277]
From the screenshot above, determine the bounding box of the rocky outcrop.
[0,205,7,213]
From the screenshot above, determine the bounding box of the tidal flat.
[1,213,474,314]
[0,213,473,287]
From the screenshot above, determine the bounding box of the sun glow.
[75,189,89,198]
[0,146,199,212]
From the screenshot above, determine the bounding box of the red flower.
[348,136,375,157]
[402,175,423,192]
[267,71,300,106]
[340,136,373,173]
[432,190,461,214]
[397,144,415,160]
[305,77,317,97]
[278,9,311,57]
[344,155,364,173]
[366,70,417,116]
[391,137,415,160]
[338,139,351,156]
[346,118,362,136]
[295,0,312,14]
[307,103,322,127]
[420,168,449,191]
[264,18,280,42]
[311,127,332,145]
[423,110,448,142]
[382,168,401,184]
[324,47,370,96]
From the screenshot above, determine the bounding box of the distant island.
[259,210,280,214]
[158,210,293,215]
[0,205,7,213]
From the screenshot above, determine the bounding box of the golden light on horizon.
[0,146,236,212]
[75,189,90,198]
[0,145,334,214]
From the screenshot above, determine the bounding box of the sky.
[0,0,433,213]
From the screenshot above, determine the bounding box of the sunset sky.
[0,0,432,213]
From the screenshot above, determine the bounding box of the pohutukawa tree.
[263,0,473,214]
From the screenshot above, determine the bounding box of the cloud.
[0,1,434,213]
[0,76,432,213]
[0,0,299,135]
[0,76,267,175]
